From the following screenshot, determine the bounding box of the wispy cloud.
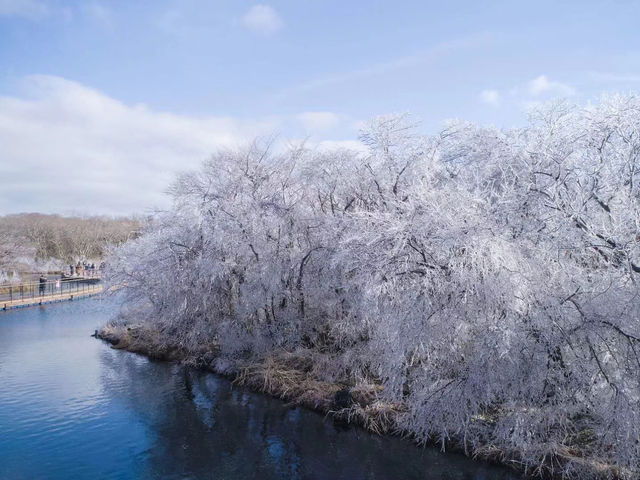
[0,0,48,19]
[83,2,113,29]
[155,9,185,36]
[278,32,494,98]
[241,4,283,36]
[589,71,640,83]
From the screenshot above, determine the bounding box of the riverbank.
[96,322,625,480]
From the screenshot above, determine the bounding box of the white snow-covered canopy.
[107,97,640,478]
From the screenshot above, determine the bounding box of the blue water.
[0,298,520,479]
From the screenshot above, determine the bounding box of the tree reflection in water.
[99,348,519,480]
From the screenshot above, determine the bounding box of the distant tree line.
[0,213,141,275]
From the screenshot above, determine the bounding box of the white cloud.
[528,75,575,97]
[0,0,48,19]
[0,76,279,215]
[297,111,340,131]
[0,76,360,216]
[241,4,283,36]
[481,75,576,111]
[480,89,500,107]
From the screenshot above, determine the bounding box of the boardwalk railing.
[0,278,103,309]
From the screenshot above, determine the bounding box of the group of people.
[35,261,103,296]
[67,261,100,277]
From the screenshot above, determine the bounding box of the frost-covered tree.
[107,96,640,478]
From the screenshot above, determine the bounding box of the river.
[0,298,520,479]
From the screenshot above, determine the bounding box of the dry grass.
[232,352,404,435]
[330,401,405,435]
[472,442,629,480]
[233,353,341,411]
[350,382,384,407]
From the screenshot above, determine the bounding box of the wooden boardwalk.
[1,281,103,311]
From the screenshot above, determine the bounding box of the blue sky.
[1,0,639,214]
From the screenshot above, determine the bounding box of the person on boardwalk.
[39,275,47,296]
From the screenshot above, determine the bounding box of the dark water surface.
[0,299,520,480]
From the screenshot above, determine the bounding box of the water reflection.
[0,299,520,480]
